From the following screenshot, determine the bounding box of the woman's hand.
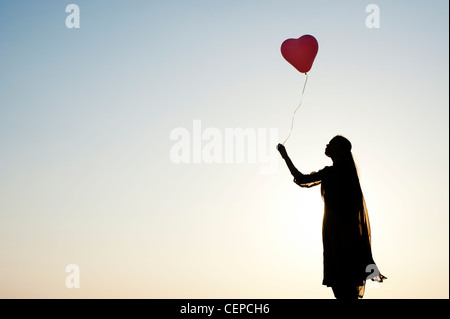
[278,143,300,176]
[277,143,288,159]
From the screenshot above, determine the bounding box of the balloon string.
[282,73,309,145]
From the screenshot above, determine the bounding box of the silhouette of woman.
[277,136,386,299]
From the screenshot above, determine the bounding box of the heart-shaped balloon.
[281,35,319,74]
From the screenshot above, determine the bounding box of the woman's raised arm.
[277,144,301,178]
[277,143,326,188]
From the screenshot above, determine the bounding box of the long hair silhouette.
[278,135,386,299]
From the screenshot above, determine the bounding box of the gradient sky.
[0,0,448,298]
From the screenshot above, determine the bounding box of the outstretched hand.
[277,143,288,159]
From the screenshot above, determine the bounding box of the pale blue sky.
[0,1,448,298]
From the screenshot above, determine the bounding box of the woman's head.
[325,135,352,161]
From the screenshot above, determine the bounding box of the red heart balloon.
[281,35,319,74]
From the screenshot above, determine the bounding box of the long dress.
[293,163,386,298]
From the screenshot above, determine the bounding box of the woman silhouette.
[277,136,386,299]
